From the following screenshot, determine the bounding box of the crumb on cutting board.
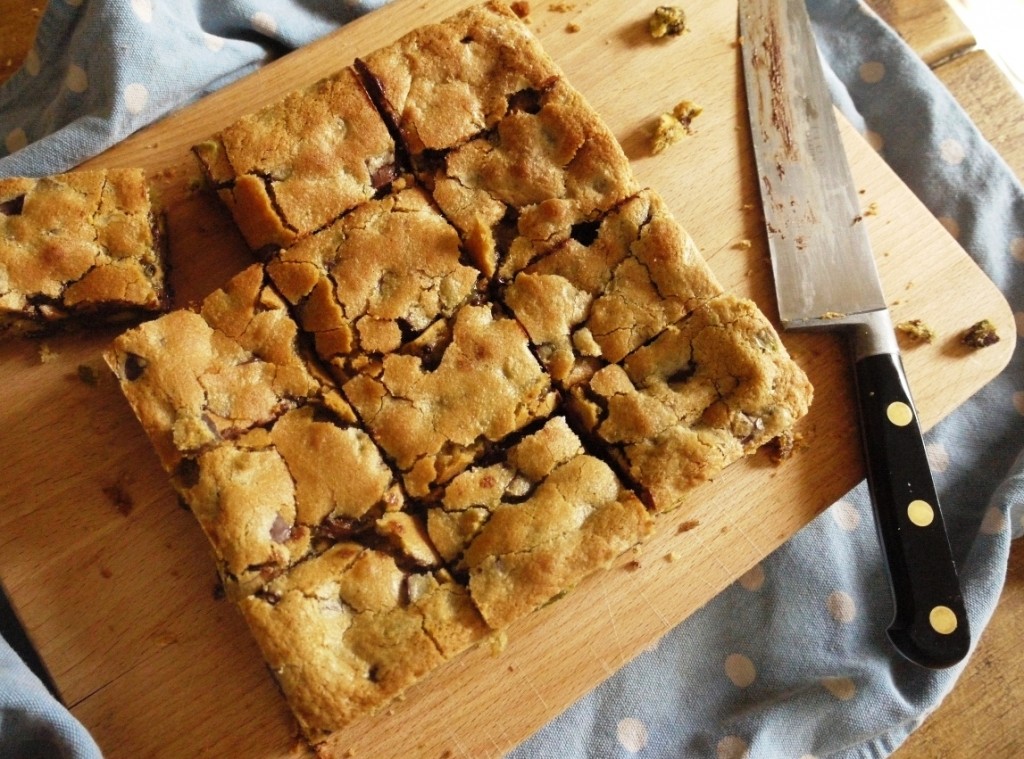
[896,319,936,344]
[649,6,687,38]
[510,0,530,18]
[764,429,805,464]
[651,100,703,154]
[961,319,1000,348]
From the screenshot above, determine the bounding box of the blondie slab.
[0,169,167,335]
[193,67,396,254]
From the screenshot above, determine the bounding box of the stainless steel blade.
[739,0,887,328]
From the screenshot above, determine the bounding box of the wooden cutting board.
[0,0,1013,756]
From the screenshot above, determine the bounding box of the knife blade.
[739,0,970,668]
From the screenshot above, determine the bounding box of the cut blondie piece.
[0,168,167,335]
[239,543,489,742]
[264,184,481,379]
[192,67,396,254]
[425,416,653,629]
[428,78,640,279]
[503,189,721,384]
[568,295,813,511]
[342,303,558,498]
[355,0,563,156]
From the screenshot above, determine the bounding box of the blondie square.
[0,168,167,335]
[502,189,722,384]
[264,184,481,378]
[193,67,396,254]
[568,295,813,510]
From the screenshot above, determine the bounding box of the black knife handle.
[853,351,970,669]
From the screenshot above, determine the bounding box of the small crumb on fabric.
[649,6,687,38]
[896,319,936,343]
[961,319,1000,348]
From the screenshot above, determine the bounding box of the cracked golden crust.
[429,77,639,279]
[357,0,563,156]
[238,544,488,741]
[103,265,325,470]
[568,295,813,511]
[192,67,395,252]
[343,304,557,497]
[265,186,480,372]
[428,416,653,629]
[0,169,167,335]
[504,189,722,383]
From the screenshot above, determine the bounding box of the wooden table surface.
[1,1,1021,756]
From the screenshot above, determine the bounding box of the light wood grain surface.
[0,1,1021,757]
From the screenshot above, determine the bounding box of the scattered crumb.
[565,21,581,32]
[99,566,113,579]
[863,201,879,216]
[896,319,936,344]
[765,429,805,464]
[651,100,703,154]
[677,519,700,533]
[624,559,642,571]
[548,2,575,11]
[38,343,59,363]
[961,319,1000,348]
[733,238,752,250]
[488,629,508,656]
[649,6,687,38]
[741,202,756,211]
[510,0,530,18]
[77,363,100,386]
[665,551,682,563]
[820,311,846,320]
[507,664,515,673]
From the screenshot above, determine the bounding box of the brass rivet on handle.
[886,401,913,427]
[929,605,958,635]
[907,499,935,527]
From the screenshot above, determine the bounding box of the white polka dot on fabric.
[123,83,149,115]
[737,563,765,591]
[827,591,857,623]
[938,216,960,240]
[1011,237,1024,262]
[925,442,950,473]
[251,11,278,36]
[821,675,857,701]
[831,500,861,532]
[859,61,885,84]
[1014,311,1024,338]
[616,717,649,753]
[940,138,966,165]
[724,653,757,688]
[717,735,750,759]
[864,129,884,152]
[131,0,153,23]
[980,506,1008,535]
[65,64,88,93]
[25,48,40,77]
[5,128,28,154]
[1013,391,1024,416]
[203,33,225,52]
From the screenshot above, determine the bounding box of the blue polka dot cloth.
[2,1,1022,757]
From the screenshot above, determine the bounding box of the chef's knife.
[738,0,970,668]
